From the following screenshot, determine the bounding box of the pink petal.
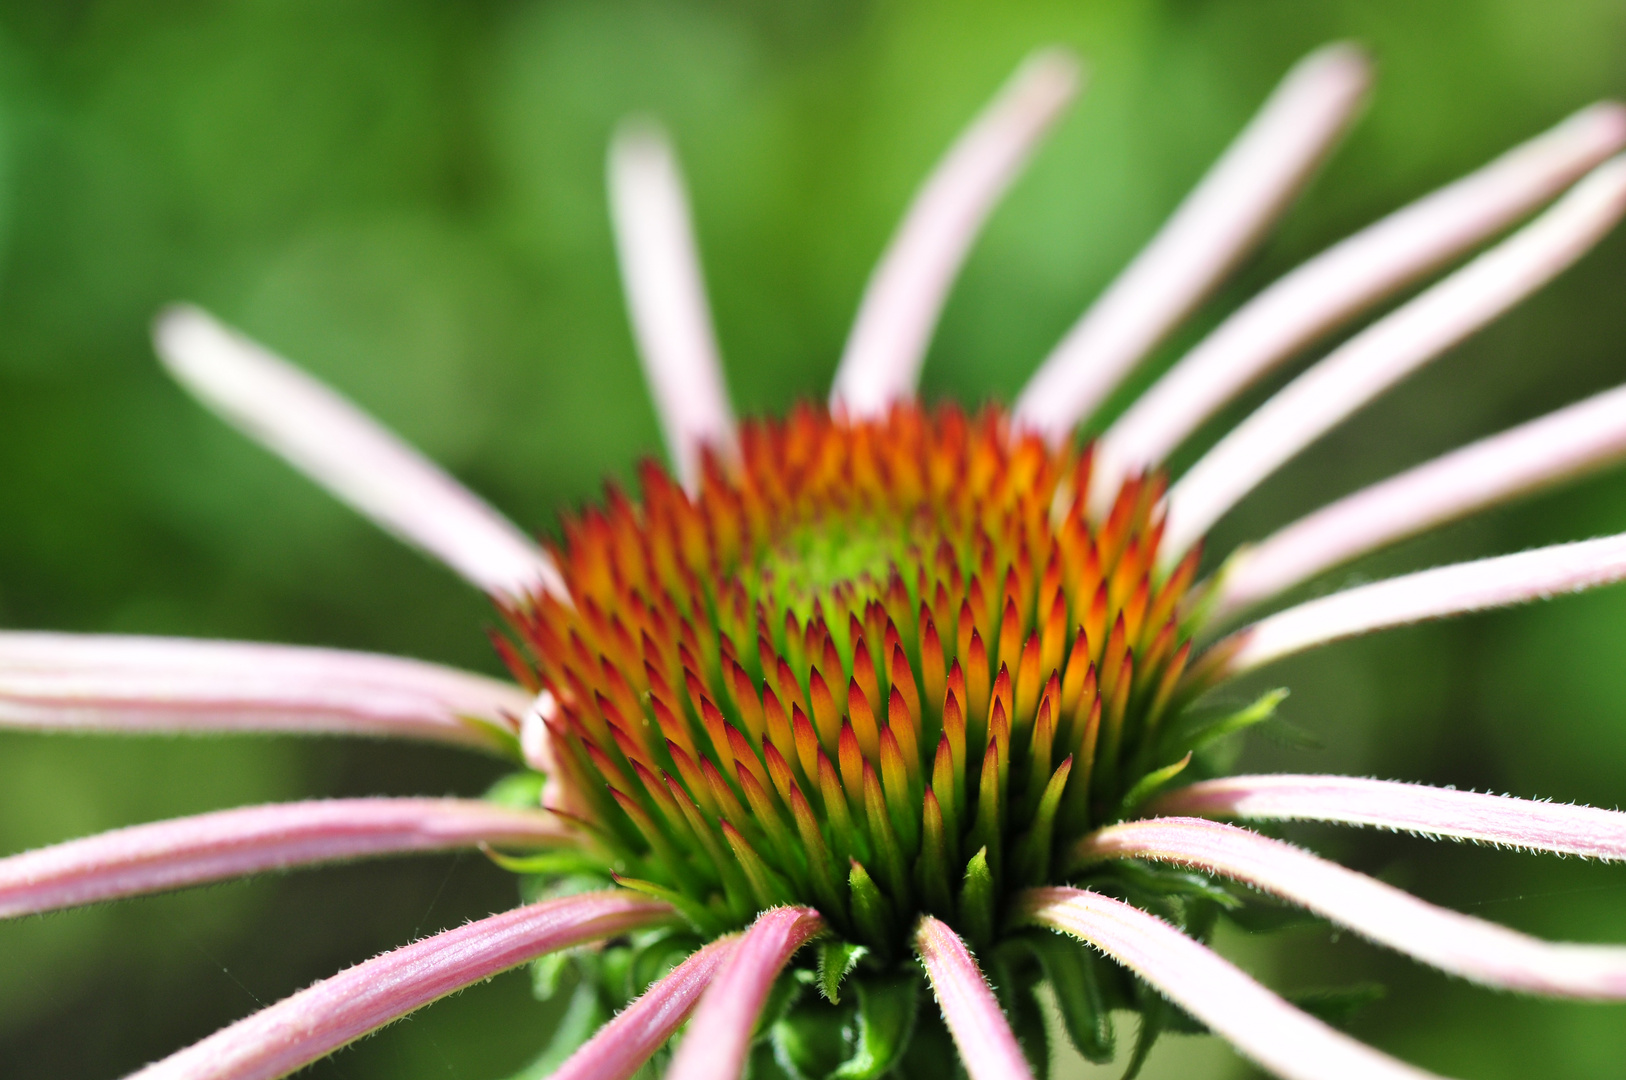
[1075,817,1626,999]
[830,49,1081,417]
[914,915,1033,1080]
[1149,774,1626,861]
[1162,156,1626,566]
[129,890,672,1080]
[153,306,565,602]
[519,688,559,773]
[1211,380,1626,621]
[1092,102,1626,511]
[550,935,739,1080]
[0,798,572,919]
[608,122,739,489]
[1013,44,1370,447]
[1206,531,1626,679]
[1017,886,1444,1080]
[666,905,825,1080]
[0,631,532,751]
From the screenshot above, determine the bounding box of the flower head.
[6,39,1626,1080]
[513,401,1197,948]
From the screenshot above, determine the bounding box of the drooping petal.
[1092,102,1626,511]
[666,905,825,1080]
[1202,531,1626,680]
[550,935,739,1080]
[0,798,572,919]
[1016,886,1444,1080]
[608,122,739,488]
[1212,381,1626,620]
[829,48,1081,417]
[129,890,673,1080]
[1149,774,1626,861]
[914,915,1033,1080]
[1162,156,1626,565]
[0,631,531,752]
[154,305,565,602]
[1073,817,1626,999]
[1013,43,1371,446]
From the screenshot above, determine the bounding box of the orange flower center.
[500,403,1200,947]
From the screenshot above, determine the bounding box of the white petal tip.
[150,303,566,602]
[1012,45,1085,102]
[1575,100,1626,143]
[609,118,674,171]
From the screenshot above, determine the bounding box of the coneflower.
[5,41,1626,1080]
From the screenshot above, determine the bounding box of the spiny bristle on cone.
[500,403,1200,948]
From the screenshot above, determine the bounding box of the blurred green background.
[2,1,1624,1077]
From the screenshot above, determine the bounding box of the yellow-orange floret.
[499,403,1199,947]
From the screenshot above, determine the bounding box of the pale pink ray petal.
[1016,886,1444,1080]
[829,49,1082,418]
[1161,156,1626,566]
[1204,531,1626,680]
[128,890,672,1080]
[1149,774,1626,861]
[550,935,739,1080]
[1212,381,1626,621]
[608,122,739,489]
[914,915,1033,1080]
[519,688,558,773]
[1073,817,1626,999]
[1013,44,1371,447]
[0,798,573,919]
[154,305,565,603]
[1092,102,1626,512]
[666,905,825,1080]
[0,631,530,752]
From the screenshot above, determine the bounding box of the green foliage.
[818,940,868,1004]
[1005,931,1117,1063]
[832,975,920,1080]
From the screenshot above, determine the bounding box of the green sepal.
[889,1003,959,1080]
[757,970,810,1042]
[833,974,921,1080]
[819,940,868,1003]
[459,713,526,762]
[611,874,723,935]
[486,848,610,877]
[504,980,607,1080]
[1002,970,1050,1080]
[1160,688,1287,759]
[1009,930,1115,1063]
[518,870,618,905]
[484,769,547,808]
[958,846,995,948]
[1073,858,1240,913]
[849,861,898,955]
[530,949,573,1001]
[773,996,855,1080]
[1120,980,1169,1080]
[1115,752,1191,817]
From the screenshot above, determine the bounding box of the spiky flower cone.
[503,404,1199,953]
